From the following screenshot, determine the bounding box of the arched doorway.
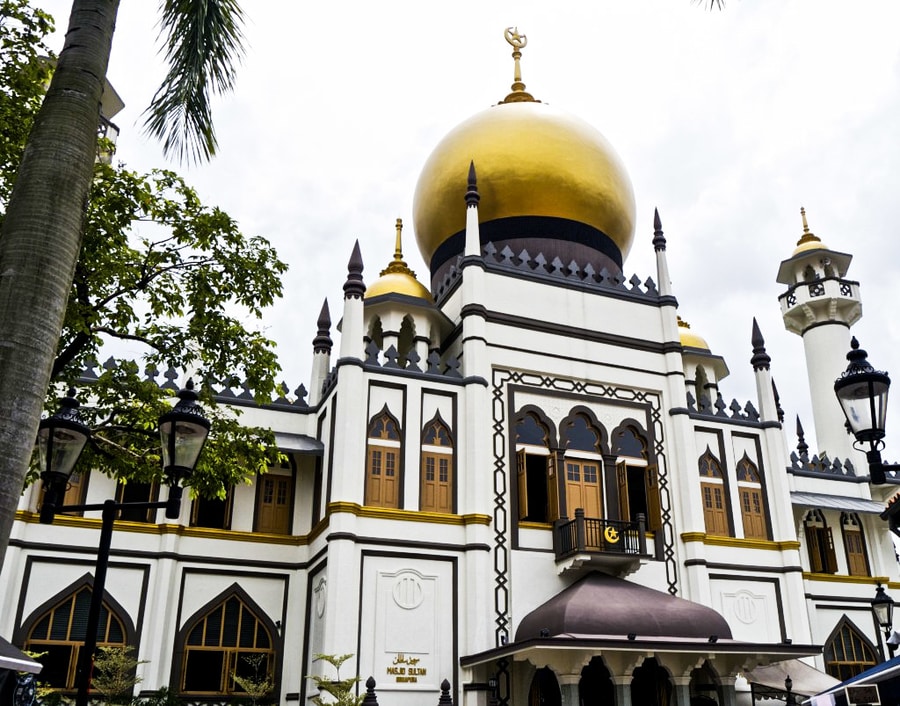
[631,657,672,706]
[528,667,561,706]
[580,657,614,705]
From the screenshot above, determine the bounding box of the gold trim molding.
[681,531,800,551]
[327,502,491,525]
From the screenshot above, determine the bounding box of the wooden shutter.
[616,460,629,521]
[807,527,824,573]
[517,449,528,520]
[547,452,560,522]
[645,464,661,530]
[824,526,838,573]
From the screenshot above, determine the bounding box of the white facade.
[1,58,898,706]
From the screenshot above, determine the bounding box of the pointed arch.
[841,512,870,577]
[736,452,768,540]
[698,447,730,537]
[17,574,135,692]
[366,406,403,508]
[631,656,673,706]
[514,406,557,523]
[611,422,660,530]
[397,314,416,367]
[560,409,606,519]
[528,666,561,706]
[694,365,710,408]
[421,411,454,513]
[367,316,384,350]
[172,583,279,698]
[823,616,879,680]
[804,509,837,574]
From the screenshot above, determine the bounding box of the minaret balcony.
[779,276,861,333]
[552,510,651,576]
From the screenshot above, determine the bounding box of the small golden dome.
[792,207,828,256]
[365,219,434,302]
[678,316,710,351]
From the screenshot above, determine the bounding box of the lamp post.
[834,338,897,485]
[38,381,210,706]
[872,584,896,660]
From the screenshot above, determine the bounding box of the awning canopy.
[746,658,839,698]
[790,491,884,515]
[273,432,323,455]
[809,654,900,705]
[0,637,42,674]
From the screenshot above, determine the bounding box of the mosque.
[1,28,898,706]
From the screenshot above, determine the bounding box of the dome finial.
[499,27,537,104]
[380,218,417,278]
[796,206,821,247]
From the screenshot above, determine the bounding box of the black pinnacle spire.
[465,161,480,207]
[750,317,771,371]
[312,299,332,353]
[652,208,666,252]
[796,415,809,461]
[343,240,366,299]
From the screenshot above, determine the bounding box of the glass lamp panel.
[38,423,89,479]
[837,377,890,440]
[160,418,209,471]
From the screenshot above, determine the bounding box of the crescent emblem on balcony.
[604,526,620,543]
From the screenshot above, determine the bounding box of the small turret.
[339,241,366,360]
[750,318,778,422]
[653,208,672,297]
[464,161,481,258]
[309,299,332,405]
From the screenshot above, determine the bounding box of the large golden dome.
[412,100,635,279]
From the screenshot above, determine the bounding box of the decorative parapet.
[76,357,310,411]
[434,242,662,304]
[685,390,760,424]
[787,451,857,479]
[363,341,463,379]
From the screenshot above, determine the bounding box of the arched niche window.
[841,512,870,577]
[699,448,730,536]
[528,667,561,706]
[515,410,557,524]
[694,365,710,409]
[612,424,661,531]
[561,412,604,519]
[420,414,453,514]
[803,264,818,282]
[804,509,837,574]
[824,617,878,681]
[366,407,402,509]
[397,315,416,368]
[631,657,672,706]
[689,662,723,706]
[736,453,767,540]
[175,585,277,698]
[20,577,134,692]
[367,317,384,351]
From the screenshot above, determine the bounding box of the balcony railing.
[553,509,647,560]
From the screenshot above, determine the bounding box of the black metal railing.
[553,510,647,560]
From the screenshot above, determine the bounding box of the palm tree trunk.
[0,0,120,571]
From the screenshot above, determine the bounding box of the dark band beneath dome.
[429,215,625,276]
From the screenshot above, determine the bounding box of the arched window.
[515,410,556,524]
[699,448,729,536]
[803,264,817,282]
[841,513,869,577]
[612,424,661,531]
[804,509,837,574]
[367,317,384,351]
[824,618,878,681]
[397,315,416,368]
[695,365,710,410]
[366,408,402,509]
[561,413,604,519]
[736,453,767,540]
[420,414,453,514]
[177,587,277,698]
[22,579,132,692]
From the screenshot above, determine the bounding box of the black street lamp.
[872,584,896,660]
[38,381,210,706]
[834,338,897,485]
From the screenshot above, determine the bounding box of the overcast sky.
[37,0,900,456]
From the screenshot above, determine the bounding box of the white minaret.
[777,208,861,460]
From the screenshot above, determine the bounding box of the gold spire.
[677,315,690,329]
[380,218,416,277]
[499,27,537,104]
[795,206,821,247]
[366,218,433,301]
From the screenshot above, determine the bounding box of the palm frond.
[143,0,246,164]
